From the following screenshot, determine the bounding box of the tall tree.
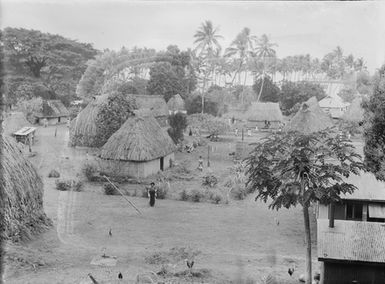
[254,34,277,102]
[245,131,364,284]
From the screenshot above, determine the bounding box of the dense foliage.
[185,95,219,116]
[167,113,188,144]
[252,76,280,102]
[94,92,137,147]
[187,113,229,139]
[363,65,385,180]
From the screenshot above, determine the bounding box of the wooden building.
[245,102,283,130]
[13,127,37,145]
[317,172,385,284]
[99,115,176,178]
[319,95,350,119]
[34,100,70,125]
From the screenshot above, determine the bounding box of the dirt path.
[4,125,318,283]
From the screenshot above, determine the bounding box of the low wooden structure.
[317,172,385,284]
[13,127,37,145]
[34,100,70,125]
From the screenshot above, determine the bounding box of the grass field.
[4,125,320,284]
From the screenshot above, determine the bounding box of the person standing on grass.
[197,156,203,171]
[147,182,157,207]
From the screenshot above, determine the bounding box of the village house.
[317,172,385,284]
[245,102,283,130]
[167,94,186,115]
[133,94,169,128]
[34,100,70,125]
[319,95,350,119]
[99,115,176,178]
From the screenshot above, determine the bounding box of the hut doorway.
[160,157,164,171]
[58,117,61,123]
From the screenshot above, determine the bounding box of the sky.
[1,0,385,74]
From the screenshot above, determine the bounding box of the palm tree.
[254,34,277,102]
[193,20,223,113]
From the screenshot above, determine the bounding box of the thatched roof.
[2,112,31,136]
[246,102,283,122]
[319,95,350,109]
[70,94,109,147]
[285,96,334,134]
[342,97,364,122]
[134,95,169,117]
[167,94,186,112]
[35,100,70,118]
[0,136,51,241]
[100,115,176,161]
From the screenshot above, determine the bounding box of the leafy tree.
[167,113,188,144]
[356,71,373,95]
[338,88,358,103]
[280,81,326,115]
[187,113,229,140]
[252,76,280,102]
[42,100,54,116]
[185,95,219,116]
[363,65,385,180]
[94,91,136,147]
[16,97,43,122]
[245,131,364,284]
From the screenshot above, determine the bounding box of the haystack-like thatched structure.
[0,136,51,241]
[246,102,283,129]
[285,97,334,134]
[99,115,176,178]
[342,97,364,123]
[69,94,109,147]
[134,95,169,127]
[167,94,186,114]
[34,100,70,125]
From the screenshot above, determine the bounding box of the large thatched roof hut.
[133,95,169,127]
[1,136,51,241]
[285,97,334,134]
[99,115,176,178]
[167,94,186,114]
[69,94,109,147]
[245,102,283,129]
[342,97,364,123]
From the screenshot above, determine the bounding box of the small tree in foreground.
[245,131,364,284]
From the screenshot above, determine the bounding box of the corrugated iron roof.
[317,219,385,263]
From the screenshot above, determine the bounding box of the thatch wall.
[100,115,175,161]
[69,94,109,147]
[0,136,51,241]
[285,96,334,134]
[246,102,283,129]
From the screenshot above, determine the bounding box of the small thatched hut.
[246,102,283,129]
[69,94,109,147]
[34,100,70,125]
[134,95,169,127]
[342,97,364,123]
[319,95,350,119]
[167,94,186,115]
[0,136,51,241]
[285,97,334,134]
[99,115,176,178]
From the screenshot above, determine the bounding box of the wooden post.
[207,145,210,167]
[241,128,244,141]
[329,203,335,228]
[28,135,32,153]
[55,127,57,137]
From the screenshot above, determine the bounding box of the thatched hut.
[34,100,70,125]
[285,97,334,134]
[245,102,283,129]
[69,94,109,147]
[0,136,51,241]
[99,115,176,178]
[167,94,186,115]
[342,97,364,123]
[319,95,350,119]
[133,95,169,127]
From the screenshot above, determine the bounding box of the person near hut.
[66,117,71,128]
[247,129,251,136]
[43,118,48,128]
[147,182,158,207]
[235,128,238,136]
[197,156,203,171]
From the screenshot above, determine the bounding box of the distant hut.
[99,115,176,178]
[285,97,334,134]
[167,94,186,115]
[342,97,364,123]
[34,100,70,125]
[1,136,51,241]
[133,95,169,127]
[69,94,109,147]
[319,95,350,119]
[246,102,283,129]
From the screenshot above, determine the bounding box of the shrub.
[231,185,247,200]
[156,182,169,199]
[82,163,98,181]
[103,183,116,195]
[48,169,60,178]
[190,189,204,202]
[202,174,218,187]
[180,189,189,201]
[206,188,223,204]
[56,180,83,191]
[168,113,187,144]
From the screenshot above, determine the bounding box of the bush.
[103,183,116,195]
[202,174,218,187]
[180,189,189,201]
[168,113,188,144]
[231,185,247,200]
[55,180,83,191]
[206,188,224,204]
[82,163,98,181]
[48,169,60,178]
[156,182,169,199]
[190,189,204,202]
